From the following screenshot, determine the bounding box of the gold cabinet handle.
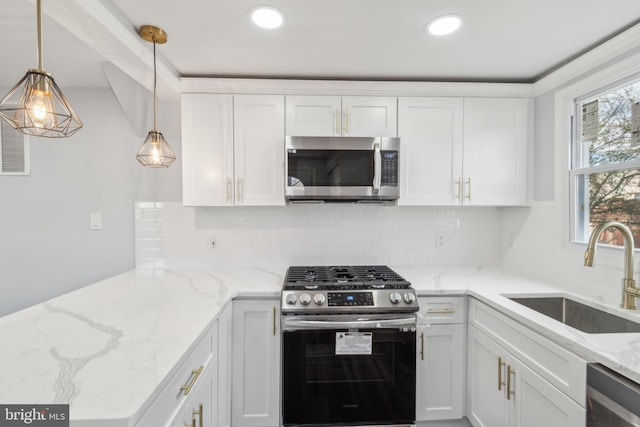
[236,177,244,203]
[185,416,196,427]
[420,332,424,360]
[498,357,506,391]
[193,403,203,427]
[465,177,472,201]
[335,108,340,134]
[455,177,462,199]
[345,109,350,134]
[427,308,455,314]
[507,365,515,400]
[226,177,232,203]
[181,365,204,395]
[273,306,277,336]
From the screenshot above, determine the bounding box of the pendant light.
[136,25,176,168]
[0,0,82,138]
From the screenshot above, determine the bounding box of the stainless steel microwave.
[285,136,400,202]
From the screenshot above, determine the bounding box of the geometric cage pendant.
[0,69,83,138]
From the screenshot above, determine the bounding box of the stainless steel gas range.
[281,265,418,427]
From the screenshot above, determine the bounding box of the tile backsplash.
[135,201,505,270]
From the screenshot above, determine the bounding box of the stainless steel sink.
[508,296,640,334]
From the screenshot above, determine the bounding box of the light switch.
[90,212,102,230]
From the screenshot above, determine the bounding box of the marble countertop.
[0,267,283,426]
[3,265,640,426]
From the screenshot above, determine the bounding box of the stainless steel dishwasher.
[588,363,640,426]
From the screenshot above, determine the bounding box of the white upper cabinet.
[181,93,285,206]
[233,94,285,206]
[182,93,234,206]
[462,97,529,206]
[398,97,463,205]
[286,95,397,137]
[397,96,529,206]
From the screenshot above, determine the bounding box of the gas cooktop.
[283,265,411,290]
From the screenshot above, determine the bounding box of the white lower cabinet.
[466,299,586,427]
[137,322,217,427]
[231,299,280,427]
[169,361,215,427]
[216,304,232,427]
[416,296,466,421]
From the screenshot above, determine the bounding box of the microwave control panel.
[381,151,398,186]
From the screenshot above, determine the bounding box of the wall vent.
[0,119,29,175]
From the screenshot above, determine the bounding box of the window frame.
[568,72,640,246]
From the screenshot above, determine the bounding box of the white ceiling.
[1,0,640,91]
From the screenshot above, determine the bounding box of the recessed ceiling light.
[426,15,462,36]
[249,6,285,29]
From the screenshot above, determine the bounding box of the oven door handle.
[282,317,416,331]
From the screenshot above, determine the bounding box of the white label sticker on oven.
[335,332,372,355]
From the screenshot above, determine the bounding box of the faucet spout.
[584,221,637,309]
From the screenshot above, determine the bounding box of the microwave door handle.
[373,142,381,194]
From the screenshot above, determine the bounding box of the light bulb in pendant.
[150,142,161,166]
[26,88,55,129]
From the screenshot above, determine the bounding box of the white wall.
[0,86,181,317]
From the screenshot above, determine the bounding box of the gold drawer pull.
[507,365,515,400]
[185,416,196,427]
[427,308,455,314]
[193,403,203,427]
[420,332,425,361]
[181,365,204,395]
[498,357,506,391]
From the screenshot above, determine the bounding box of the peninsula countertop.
[3,265,640,426]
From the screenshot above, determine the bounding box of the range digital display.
[328,292,374,306]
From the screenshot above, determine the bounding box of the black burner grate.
[284,265,410,289]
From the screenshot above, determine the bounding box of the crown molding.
[181,77,534,98]
[533,23,640,97]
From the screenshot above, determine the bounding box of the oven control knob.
[389,292,402,304]
[299,293,312,305]
[403,292,416,304]
[285,294,297,305]
[313,294,326,305]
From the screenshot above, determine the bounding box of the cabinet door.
[342,96,397,137]
[416,323,464,421]
[397,97,463,205]
[466,325,509,427]
[217,305,232,427]
[285,95,342,136]
[462,98,529,206]
[510,358,585,427]
[231,300,280,427]
[233,95,285,206]
[182,93,234,206]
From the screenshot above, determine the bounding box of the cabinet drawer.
[468,298,586,406]
[137,322,217,427]
[417,296,465,324]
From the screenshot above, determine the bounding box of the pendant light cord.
[153,39,158,132]
[36,0,43,71]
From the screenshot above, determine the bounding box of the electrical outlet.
[436,232,446,249]
[210,239,216,249]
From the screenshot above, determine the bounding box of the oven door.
[282,314,416,427]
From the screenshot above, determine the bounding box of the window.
[571,77,640,248]
[0,119,29,175]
